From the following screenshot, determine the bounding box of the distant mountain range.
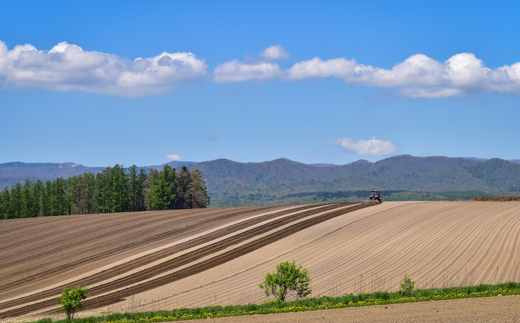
[1,156,519,206]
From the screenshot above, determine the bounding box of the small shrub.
[57,286,89,319]
[399,274,416,292]
[259,260,312,302]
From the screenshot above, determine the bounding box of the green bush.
[57,286,89,319]
[399,274,416,292]
[259,261,312,302]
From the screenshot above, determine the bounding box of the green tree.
[0,188,12,219]
[31,180,44,217]
[259,261,312,302]
[39,180,52,217]
[109,164,129,213]
[174,166,191,209]
[127,165,147,212]
[190,169,210,208]
[50,178,67,216]
[94,168,111,213]
[147,165,176,210]
[21,180,34,218]
[10,183,23,219]
[136,168,147,211]
[57,286,89,319]
[400,274,416,292]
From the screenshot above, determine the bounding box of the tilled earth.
[209,295,520,323]
[1,203,368,319]
[2,201,520,321]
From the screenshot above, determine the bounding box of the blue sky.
[1,0,519,167]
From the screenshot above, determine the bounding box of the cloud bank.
[0,41,207,96]
[1,41,519,98]
[332,137,397,156]
[215,48,520,98]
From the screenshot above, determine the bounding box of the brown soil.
[210,295,520,323]
[472,196,520,201]
[2,201,520,321]
[0,203,367,318]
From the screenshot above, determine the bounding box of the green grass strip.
[34,282,520,323]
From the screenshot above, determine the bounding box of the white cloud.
[0,40,207,96]
[213,45,289,82]
[213,59,282,82]
[259,45,289,61]
[214,51,520,98]
[166,154,185,161]
[332,137,397,156]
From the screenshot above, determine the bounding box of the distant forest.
[0,165,210,220]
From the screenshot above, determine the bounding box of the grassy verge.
[35,282,520,323]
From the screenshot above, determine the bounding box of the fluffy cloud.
[0,41,207,96]
[215,51,520,98]
[332,137,397,156]
[213,45,289,82]
[166,154,185,161]
[213,60,282,82]
[259,45,290,60]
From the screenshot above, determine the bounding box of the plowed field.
[1,201,519,321]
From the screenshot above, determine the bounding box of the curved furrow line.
[0,204,370,318]
[470,208,520,282]
[292,203,413,279]
[393,203,503,277]
[496,208,520,282]
[0,204,348,313]
[0,206,279,269]
[386,204,520,288]
[0,206,289,285]
[440,205,520,283]
[0,205,318,296]
[0,208,199,248]
[159,204,398,304]
[310,203,445,279]
[407,206,504,285]
[310,203,487,288]
[0,206,276,260]
[313,205,460,285]
[376,204,508,286]
[110,202,520,311]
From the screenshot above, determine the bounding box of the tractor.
[362,190,383,204]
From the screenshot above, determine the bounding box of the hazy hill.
[1,156,519,205]
[0,162,99,190]
[182,155,518,195]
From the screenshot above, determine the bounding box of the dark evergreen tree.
[21,180,34,218]
[1,163,210,220]
[94,168,111,213]
[10,183,23,219]
[147,166,176,210]
[0,188,12,219]
[190,169,210,208]
[31,180,44,217]
[127,165,139,212]
[109,164,129,213]
[50,178,67,216]
[136,168,147,211]
[39,180,52,217]
[174,166,192,209]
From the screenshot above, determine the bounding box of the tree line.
[0,165,210,220]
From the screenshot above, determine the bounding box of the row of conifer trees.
[0,164,210,220]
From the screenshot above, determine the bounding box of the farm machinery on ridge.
[362,190,383,205]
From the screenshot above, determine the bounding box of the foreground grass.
[35,282,520,323]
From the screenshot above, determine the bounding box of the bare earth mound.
[472,196,520,201]
[1,201,519,321]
